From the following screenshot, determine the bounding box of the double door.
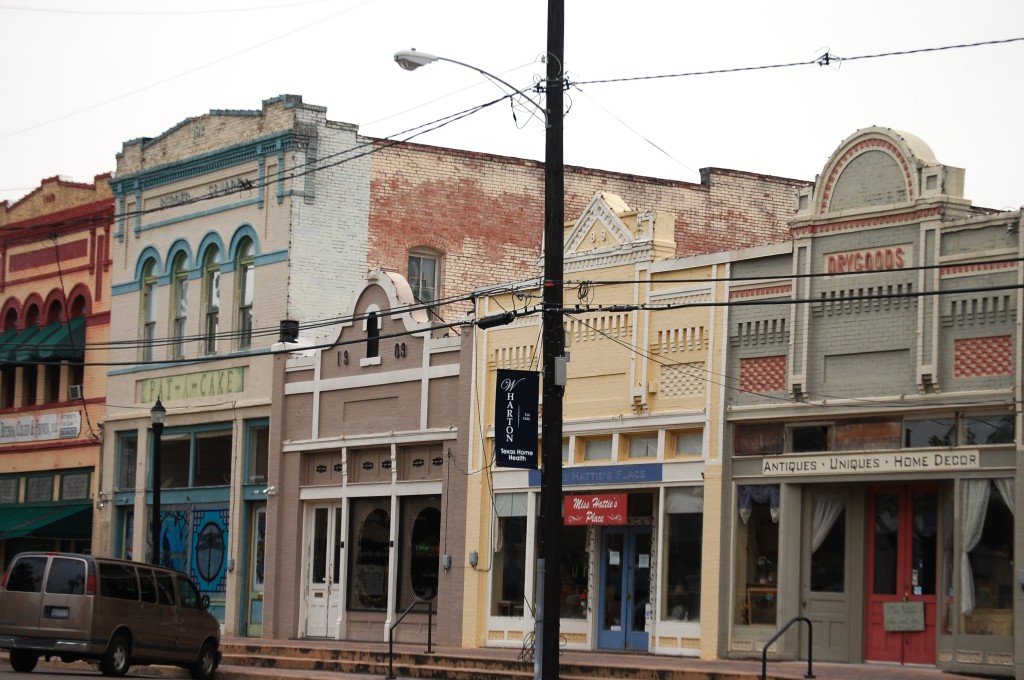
[865,486,938,664]
[597,526,651,651]
[306,503,345,638]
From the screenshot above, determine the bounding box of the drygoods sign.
[494,369,538,469]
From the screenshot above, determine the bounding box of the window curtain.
[993,478,1014,516]
[960,479,990,615]
[811,494,845,553]
[738,484,780,524]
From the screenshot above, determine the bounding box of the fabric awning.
[0,503,92,540]
[0,318,86,364]
[37,317,86,360]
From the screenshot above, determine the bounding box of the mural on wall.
[192,508,229,593]
[159,509,192,572]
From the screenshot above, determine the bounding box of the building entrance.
[865,485,938,664]
[304,502,344,638]
[597,525,651,651]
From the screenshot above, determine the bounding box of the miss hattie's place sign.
[564,494,627,525]
[494,369,539,469]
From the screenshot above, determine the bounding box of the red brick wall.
[368,141,808,321]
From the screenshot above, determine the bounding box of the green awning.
[16,322,65,362]
[0,503,92,540]
[0,325,41,363]
[37,317,86,361]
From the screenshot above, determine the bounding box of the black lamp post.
[150,398,165,566]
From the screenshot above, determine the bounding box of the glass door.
[305,503,345,638]
[597,526,652,650]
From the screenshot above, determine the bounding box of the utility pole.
[539,0,565,678]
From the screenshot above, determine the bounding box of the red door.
[865,486,938,664]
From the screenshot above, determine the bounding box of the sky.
[2,0,1023,212]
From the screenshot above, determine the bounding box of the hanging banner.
[564,494,628,525]
[493,369,539,469]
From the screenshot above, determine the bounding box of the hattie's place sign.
[564,494,627,525]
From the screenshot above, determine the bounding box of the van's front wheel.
[100,634,130,677]
[9,649,39,672]
[188,641,218,680]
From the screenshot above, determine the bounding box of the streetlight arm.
[393,49,545,117]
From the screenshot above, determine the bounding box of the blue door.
[597,526,652,650]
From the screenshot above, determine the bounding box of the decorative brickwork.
[739,355,787,393]
[659,362,707,398]
[953,335,1012,378]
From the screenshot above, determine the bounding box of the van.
[0,552,221,679]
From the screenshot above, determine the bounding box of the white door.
[305,503,345,637]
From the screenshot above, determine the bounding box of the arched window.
[140,259,158,362]
[170,253,189,359]
[22,304,40,406]
[1,308,17,408]
[201,247,221,355]
[349,503,390,610]
[366,311,379,359]
[43,302,63,404]
[235,239,255,350]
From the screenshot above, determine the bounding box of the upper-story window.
[201,247,221,355]
[235,238,255,350]
[42,303,63,404]
[366,311,379,359]
[22,304,40,406]
[0,309,15,409]
[409,249,441,310]
[170,253,189,359]
[140,259,158,362]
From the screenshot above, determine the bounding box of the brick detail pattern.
[954,335,1012,378]
[739,355,787,393]
[821,137,914,211]
[659,362,707,398]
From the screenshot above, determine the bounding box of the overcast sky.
[2,0,1022,213]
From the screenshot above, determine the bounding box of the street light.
[150,398,165,566]
[395,6,564,676]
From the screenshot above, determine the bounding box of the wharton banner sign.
[494,369,539,469]
[565,494,627,525]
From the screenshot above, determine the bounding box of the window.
[235,238,255,350]
[809,493,845,593]
[140,259,158,362]
[736,485,779,626]
[491,492,528,617]
[561,525,589,619]
[408,250,440,307]
[117,433,138,491]
[662,487,703,622]
[789,424,831,452]
[60,472,89,500]
[964,413,1014,445]
[626,434,658,459]
[25,475,53,502]
[46,557,86,595]
[157,426,232,488]
[0,478,18,503]
[6,555,47,592]
[100,563,139,600]
[365,311,379,360]
[170,253,189,359]
[583,437,612,462]
[349,498,391,610]
[961,479,1014,636]
[246,421,269,485]
[398,496,441,607]
[904,417,955,447]
[0,310,15,408]
[672,430,703,457]
[22,363,38,407]
[43,362,61,404]
[201,247,221,355]
[177,574,200,608]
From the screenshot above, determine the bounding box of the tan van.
[0,552,221,678]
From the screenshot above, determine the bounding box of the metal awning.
[0,318,86,364]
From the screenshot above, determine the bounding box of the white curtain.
[960,479,990,615]
[810,494,845,553]
[993,478,1014,516]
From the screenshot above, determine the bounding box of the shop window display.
[736,485,779,626]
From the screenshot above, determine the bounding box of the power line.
[0,0,349,15]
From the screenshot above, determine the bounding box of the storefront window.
[561,525,588,619]
[904,417,955,447]
[583,437,612,462]
[626,434,657,459]
[116,433,137,491]
[963,413,1014,445]
[961,479,1014,636]
[349,499,390,610]
[736,485,779,626]
[662,487,703,622]
[491,493,528,617]
[157,426,233,488]
[672,430,702,457]
[399,496,441,607]
[246,421,269,485]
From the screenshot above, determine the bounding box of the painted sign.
[824,244,912,274]
[761,450,980,476]
[564,493,627,525]
[493,369,538,469]
[1,411,81,443]
[138,367,245,403]
[529,463,664,488]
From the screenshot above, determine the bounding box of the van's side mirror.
[200,594,211,611]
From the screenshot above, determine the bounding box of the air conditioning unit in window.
[68,385,84,401]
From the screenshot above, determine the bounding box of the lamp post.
[395,4,564,676]
[150,399,165,566]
